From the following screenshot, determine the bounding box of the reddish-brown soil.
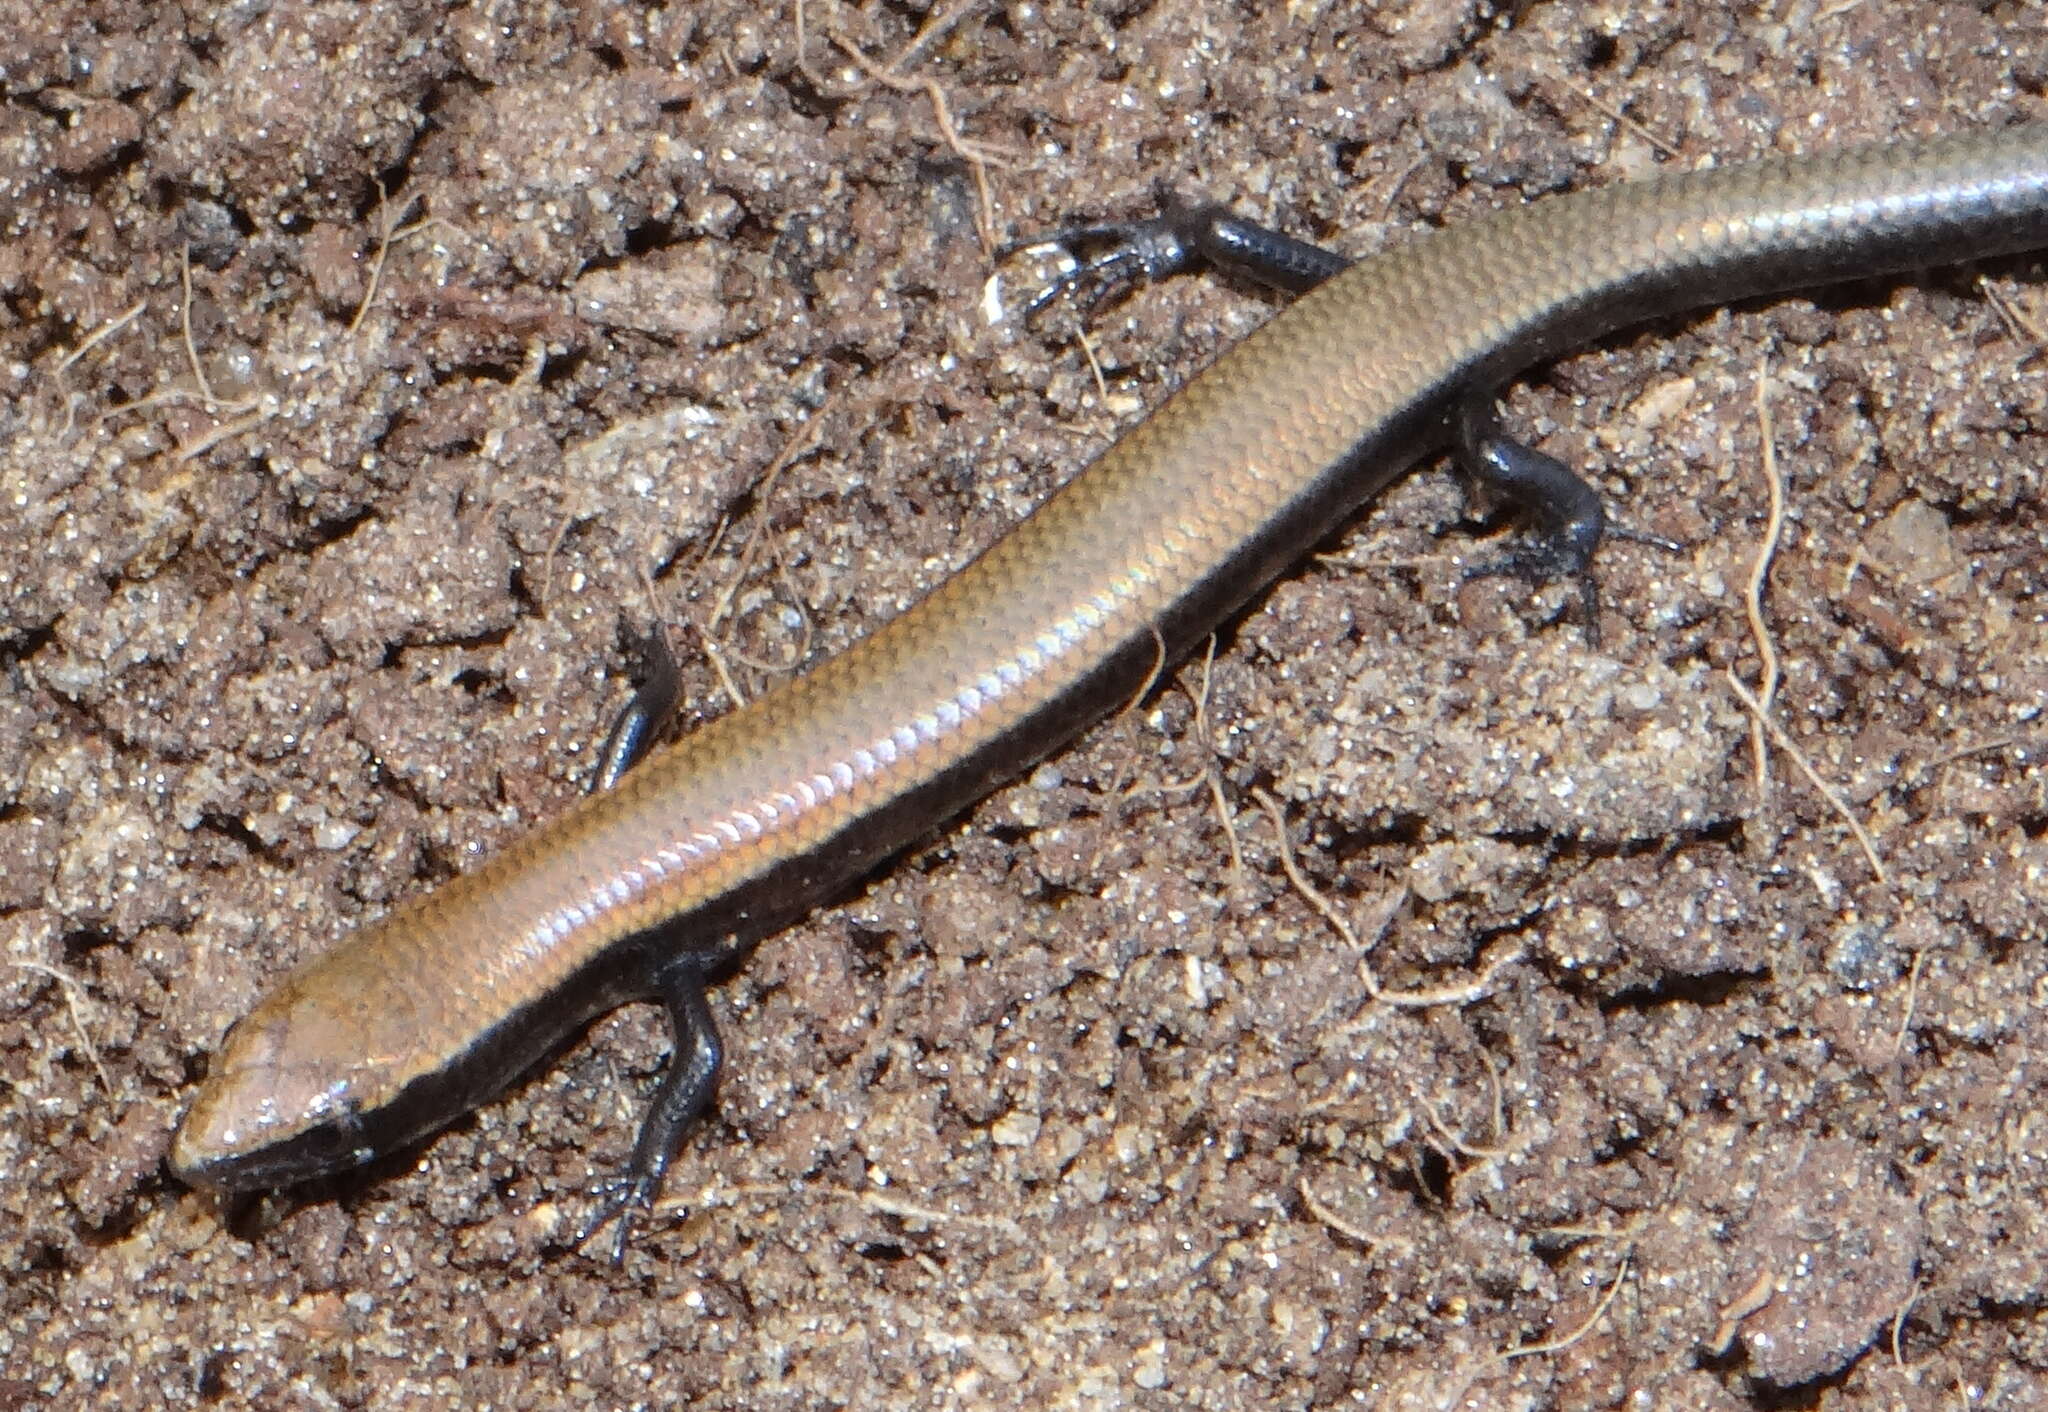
[3,3,2044,1408]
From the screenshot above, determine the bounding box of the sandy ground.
[3,1,2046,1408]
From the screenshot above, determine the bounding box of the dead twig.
[1412,1249,1634,1411]
[175,406,270,464]
[51,299,148,436]
[1891,1281,1923,1367]
[1891,946,1926,1059]
[180,242,219,407]
[684,387,847,708]
[1297,1176,1377,1247]
[1559,80,1681,157]
[1175,639,1247,888]
[55,299,147,378]
[809,1,1024,257]
[11,961,114,1095]
[1740,353,1787,802]
[1980,277,2046,357]
[1724,670,1890,884]
[1502,1252,1633,1361]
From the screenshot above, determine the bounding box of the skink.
[171,124,2048,1253]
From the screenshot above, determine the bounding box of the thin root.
[1252,788,1522,1009]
